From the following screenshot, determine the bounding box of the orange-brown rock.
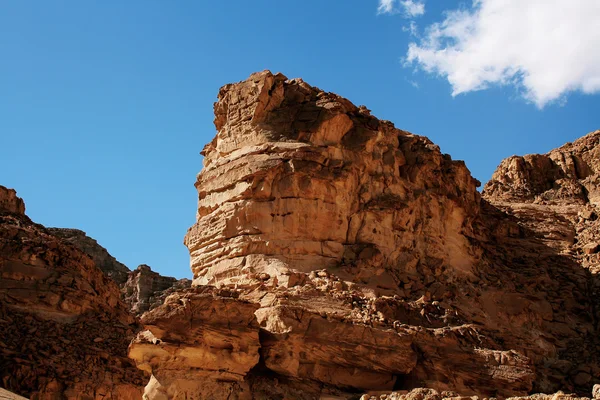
[129,287,261,399]
[121,264,191,315]
[48,229,192,315]
[184,70,481,290]
[0,189,146,399]
[0,186,25,215]
[130,72,600,399]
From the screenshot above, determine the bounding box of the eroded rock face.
[0,190,145,399]
[0,186,25,215]
[184,70,482,290]
[130,72,600,399]
[129,287,261,399]
[483,130,600,275]
[48,228,192,315]
[122,264,191,315]
[484,130,600,206]
[48,228,131,285]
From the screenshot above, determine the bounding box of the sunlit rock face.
[131,72,599,399]
[184,71,483,290]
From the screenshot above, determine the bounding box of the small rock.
[583,243,600,255]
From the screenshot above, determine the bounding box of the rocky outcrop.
[48,228,191,315]
[48,228,131,285]
[0,189,146,398]
[484,130,600,206]
[129,287,261,399]
[122,264,191,315]
[360,388,594,400]
[0,186,25,215]
[184,71,481,290]
[483,130,600,274]
[131,71,600,398]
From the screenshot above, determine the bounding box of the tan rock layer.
[185,70,481,291]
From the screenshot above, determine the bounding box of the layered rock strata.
[131,72,600,398]
[0,188,146,399]
[184,71,481,289]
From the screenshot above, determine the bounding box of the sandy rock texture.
[0,189,146,399]
[184,71,481,289]
[483,130,600,273]
[130,72,600,399]
[48,228,191,315]
[122,264,191,315]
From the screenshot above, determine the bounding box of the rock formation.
[48,228,191,315]
[47,228,131,285]
[483,130,600,273]
[0,188,146,398]
[3,73,599,399]
[122,264,191,315]
[0,186,25,215]
[129,71,600,399]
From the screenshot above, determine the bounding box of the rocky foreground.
[1,71,599,399]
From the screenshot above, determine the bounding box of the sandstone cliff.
[0,188,146,398]
[129,71,600,399]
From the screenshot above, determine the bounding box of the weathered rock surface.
[360,388,593,400]
[48,228,191,315]
[0,186,25,215]
[48,228,131,285]
[484,129,600,274]
[122,264,191,315]
[184,71,481,289]
[131,71,600,399]
[0,189,146,399]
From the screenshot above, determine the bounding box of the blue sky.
[1,1,598,279]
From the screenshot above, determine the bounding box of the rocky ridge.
[47,228,191,315]
[0,187,146,398]
[129,71,600,399]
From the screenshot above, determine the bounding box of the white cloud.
[378,0,395,14]
[405,0,600,108]
[379,0,425,17]
[401,0,425,17]
[402,21,419,37]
